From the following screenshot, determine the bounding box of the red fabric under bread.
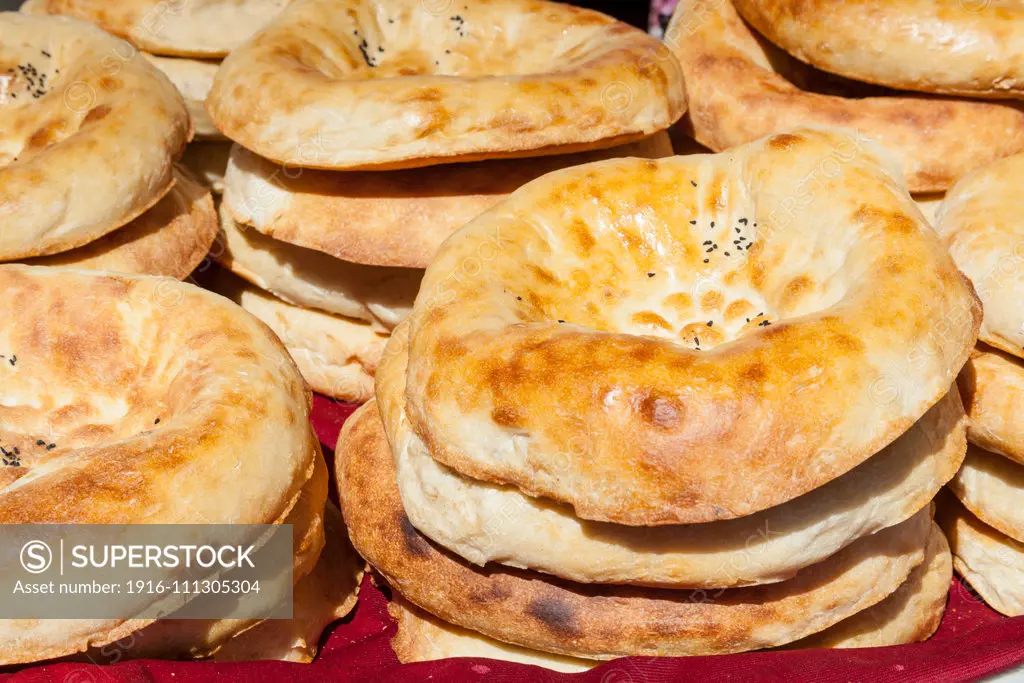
[4,395,1022,683]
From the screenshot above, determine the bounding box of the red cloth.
[6,395,1024,683]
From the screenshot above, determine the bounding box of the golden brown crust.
[88,453,330,661]
[935,153,1024,358]
[207,0,685,169]
[403,127,980,525]
[380,325,965,588]
[22,167,217,280]
[789,522,950,649]
[208,268,388,403]
[0,13,190,259]
[959,346,1024,465]
[36,0,290,58]
[214,201,421,331]
[213,504,364,663]
[950,445,1024,544]
[732,0,1024,98]
[223,134,673,269]
[665,0,1024,193]
[389,597,594,672]
[337,401,929,658]
[0,264,318,664]
[938,492,1024,617]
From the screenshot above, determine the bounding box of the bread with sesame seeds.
[336,400,932,658]
[221,134,673,270]
[665,0,1024,193]
[206,0,685,170]
[400,126,979,526]
[21,166,217,280]
[32,0,290,58]
[0,13,190,260]
[0,264,319,664]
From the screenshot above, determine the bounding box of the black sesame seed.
[558,320,565,324]
[703,259,709,263]
[690,180,697,187]
[724,251,730,256]
[706,321,713,327]
[689,220,697,225]
[710,221,715,228]
[516,296,522,301]
[703,240,712,245]
[735,227,741,233]
[154,418,160,424]
[647,272,655,278]
[9,355,16,366]
[36,440,45,446]
[46,443,55,451]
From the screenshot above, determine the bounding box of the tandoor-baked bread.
[664,0,1024,193]
[391,524,949,662]
[0,13,190,259]
[389,597,594,673]
[949,445,1024,544]
[403,127,980,526]
[223,135,673,269]
[86,451,330,661]
[337,401,931,658]
[935,152,1024,358]
[379,325,966,588]
[209,268,388,404]
[144,54,222,139]
[33,0,290,58]
[0,264,319,664]
[959,347,1024,465]
[215,203,421,332]
[732,0,1024,99]
[207,0,686,170]
[788,522,951,649]
[23,167,217,280]
[938,493,1024,617]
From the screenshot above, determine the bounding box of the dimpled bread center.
[496,158,853,349]
[284,0,623,80]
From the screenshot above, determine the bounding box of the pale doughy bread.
[380,325,965,588]
[0,265,318,665]
[207,0,686,170]
[732,0,1024,99]
[35,0,290,58]
[144,54,222,139]
[938,493,1024,617]
[0,13,190,259]
[22,167,217,279]
[182,141,230,195]
[87,451,330,661]
[959,346,1024,465]
[208,268,387,403]
[950,445,1024,543]
[404,127,980,526]
[223,135,673,269]
[665,0,1024,193]
[215,203,421,332]
[212,504,364,662]
[790,522,950,649]
[935,153,1024,358]
[389,597,594,673]
[338,402,931,658]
